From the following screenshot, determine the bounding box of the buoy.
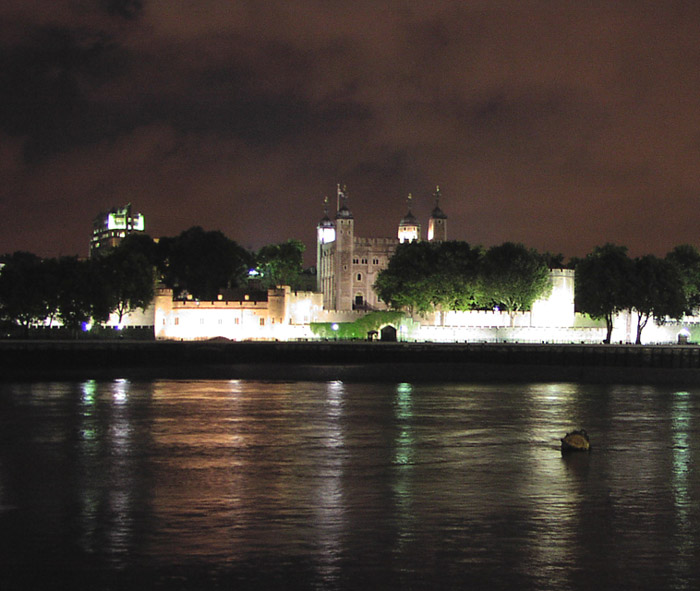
[561,429,591,452]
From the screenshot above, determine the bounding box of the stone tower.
[333,184,355,311]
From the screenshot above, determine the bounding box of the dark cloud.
[1,1,700,264]
[102,0,144,20]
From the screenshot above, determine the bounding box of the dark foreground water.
[1,378,699,590]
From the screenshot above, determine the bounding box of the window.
[174,317,179,326]
[357,273,362,281]
[260,318,265,326]
[373,258,380,265]
[361,258,368,264]
[353,258,359,264]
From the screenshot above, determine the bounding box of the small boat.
[561,429,591,452]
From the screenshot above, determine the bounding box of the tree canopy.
[375,240,551,316]
[374,241,483,313]
[479,242,551,314]
[666,244,700,314]
[629,254,685,344]
[575,244,634,343]
[0,252,54,333]
[99,234,156,323]
[157,226,251,300]
[254,239,306,290]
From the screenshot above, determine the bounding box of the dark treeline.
[375,241,700,345]
[3,229,700,345]
[574,243,700,344]
[0,227,309,337]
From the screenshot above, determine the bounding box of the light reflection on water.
[1,378,700,590]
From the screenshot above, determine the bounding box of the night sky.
[2,1,700,266]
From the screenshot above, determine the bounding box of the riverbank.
[3,339,700,383]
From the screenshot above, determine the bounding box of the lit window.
[260,318,265,326]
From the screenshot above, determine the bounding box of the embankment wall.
[3,340,700,384]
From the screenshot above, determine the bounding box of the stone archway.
[380,325,397,342]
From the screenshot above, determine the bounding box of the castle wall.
[155,287,322,341]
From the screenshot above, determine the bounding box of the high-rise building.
[316,185,447,311]
[90,203,145,257]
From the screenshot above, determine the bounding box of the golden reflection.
[670,390,693,585]
[312,380,347,585]
[78,379,137,560]
[519,383,585,590]
[393,382,415,555]
[394,382,414,466]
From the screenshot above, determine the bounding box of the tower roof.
[399,194,420,227]
[318,196,335,227]
[399,209,419,226]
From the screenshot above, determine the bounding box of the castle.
[317,185,447,311]
[143,188,689,344]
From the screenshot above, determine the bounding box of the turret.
[398,194,420,243]
[316,196,336,293]
[317,197,336,245]
[427,186,447,242]
[334,184,354,310]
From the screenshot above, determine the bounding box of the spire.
[431,185,447,219]
[319,195,333,225]
[400,193,418,225]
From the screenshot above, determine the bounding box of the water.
[1,378,699,590]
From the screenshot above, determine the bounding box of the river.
[1,378,699,590]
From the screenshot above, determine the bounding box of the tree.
[0,252,51,334]
[99,235,156,324]
[375,241,483,313]
[157,227,251,300]
[55,257,104,334]
[431,241,484,311]
[255,239,305,289]
[666,244,700,314]
[575,244,634,344]
[479,243,551,319]
[629,255,685,344]
[374,241,439,312]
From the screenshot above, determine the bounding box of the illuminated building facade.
[90,203,145,257]
[317,186,447,311]
[154,286,324,341]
